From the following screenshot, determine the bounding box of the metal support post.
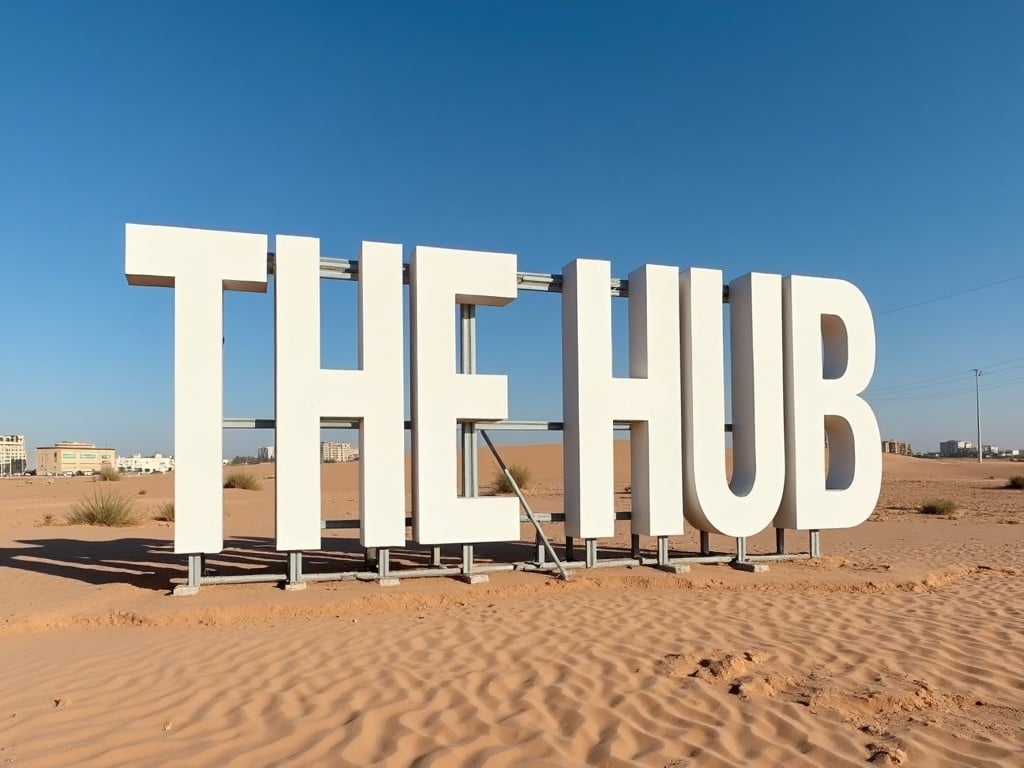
[173,553,204,596]
[377,547,398,586]
[631,533,641,560]
[566,536,575,561]
[974,368,983,463]
[775,528,786,555]
[654,535,688,573]
[430,546,442,567]
[460,544,486,583]
[809,529,821,558]
[731,535,768,572]
[585,539,597,568]
[535,531,545,564]
[458,304,487,584]
[284,551,306,590]
[700,531,711,556]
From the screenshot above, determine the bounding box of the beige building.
[320,441,358,462]
[37,441,116,475]
[881,438,912,456]
[1,434,27,476]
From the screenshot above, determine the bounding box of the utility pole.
[974,368,983,463]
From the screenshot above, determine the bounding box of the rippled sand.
[1,451,1022,766]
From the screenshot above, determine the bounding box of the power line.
[868,375,1024,403]
[868,363,1024,397]
[866,355,1024,395]
[876,273,1024,316]
[866,368,974,396]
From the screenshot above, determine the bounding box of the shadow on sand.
[1,531,658,591]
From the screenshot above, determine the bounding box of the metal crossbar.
[265,253,732,301]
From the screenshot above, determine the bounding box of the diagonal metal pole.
[479,429,569,581]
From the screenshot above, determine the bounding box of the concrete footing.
[283,582,308,591]
[731,561,770,573]
[378,578,401,587]
[656,563,691,574]
[172,585,200,597]
[458,573,489,584]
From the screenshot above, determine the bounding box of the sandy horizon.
[1,446,1022,766]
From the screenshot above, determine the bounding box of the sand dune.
[1,448,1022,766]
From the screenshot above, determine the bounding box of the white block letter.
[562,260,683,539]
[681,269,785,537]
[410,246,519,544]
[125,224,267,554]
[776,276,882,530]
[274,237,405,551]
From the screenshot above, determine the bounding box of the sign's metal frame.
[188,253,818,595]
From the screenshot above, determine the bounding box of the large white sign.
[125,224,882,555]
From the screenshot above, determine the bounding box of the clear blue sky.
[2,0,1022,461]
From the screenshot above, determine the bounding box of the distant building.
[982,444,1000,457]
[939,440,974,458]
[881,438,912,456]
[1,434,27,476]
[321,441,357,462]
[258,445,275,461]
[37,441,116,475]
[116,453,174,473]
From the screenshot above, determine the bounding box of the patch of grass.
[919,498,959,517]
[98,466,120,482]
[489,463,531,495]
[224,471,261,491]
[1007,475,1024,490]
[65,489,139,527]
[156,501,175,522]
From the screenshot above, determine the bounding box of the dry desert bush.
[489,463,531,494]
[224,471,261,491]
[65,489,139,527]
[98,466,120,482]
[156,501,175,522]
[920,498,959,517]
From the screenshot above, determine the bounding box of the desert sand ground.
[1,445,1022,767]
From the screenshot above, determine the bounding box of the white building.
[321,441,358,462]
[1,434,27,476]
[258,445,275,461]
[116,453,175,473]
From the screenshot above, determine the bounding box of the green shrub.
[224,471,261,490]
[919,498,958,517]
[156,501,175,522]
[98,466,120,482]
[490,463,531,494]
[1007,475,1024,490]
[65,489,139,527]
